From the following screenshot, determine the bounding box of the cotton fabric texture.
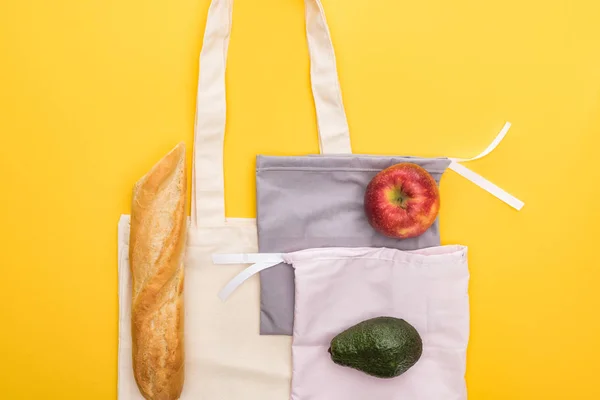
[118,216,291,399]
[286,246,470,400]
[214,245,471,400]
[116,0,351,397]
[257,155,452,335]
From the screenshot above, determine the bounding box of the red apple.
[364,163,440,239]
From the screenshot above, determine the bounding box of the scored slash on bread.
[129,142,187,400]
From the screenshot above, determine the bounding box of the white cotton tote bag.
[117,0,353,398]
[215,245,471,400]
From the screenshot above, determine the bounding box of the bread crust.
[129,143,187,400]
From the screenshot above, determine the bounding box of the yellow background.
[1,0,599,398]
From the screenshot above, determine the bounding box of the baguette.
[129,143,187,400]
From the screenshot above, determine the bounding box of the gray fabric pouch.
[256,154,452,335]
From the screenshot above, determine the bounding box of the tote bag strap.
[305,0,352,155]
[192,0,352,227]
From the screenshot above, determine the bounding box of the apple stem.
[396,195,408,209]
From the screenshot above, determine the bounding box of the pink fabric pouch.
[215,245,470,400]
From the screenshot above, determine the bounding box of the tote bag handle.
[192,0,352,227]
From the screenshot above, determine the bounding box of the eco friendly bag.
[215,245,471,400]
[116,0,350,398]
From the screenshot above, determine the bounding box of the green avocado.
[328,316,423,379]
